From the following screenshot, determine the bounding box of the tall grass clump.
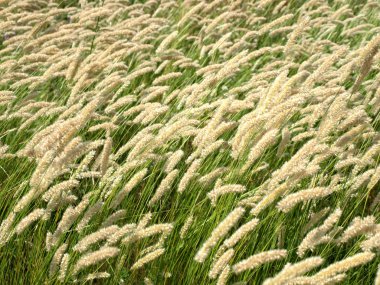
[0,0,380,284]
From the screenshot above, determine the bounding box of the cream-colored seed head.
[198,167,228,186]
[263,256,324,285]
[15,209,46,235]
[361,232,380,252]
[209,249,234,279]
[195,207,245,263]
[164,150,184,173]
[375,265,380,285]
[107,223,136,245]
[277,187,335,213]
[76,201,103,233]
[149,169,179,206]
[0,212,16,246]
[156,31,178,53]
[298,208,342,257]
[73,246,120,275]
[232,250,287,274]
[58,253,69,282]
[313,252,375,280]
[216,265,230,285]
[130,248,165,270]
[178,159,201,194]
[180,215,194,239]
[49,243,68,277]
[207,184,246,206]
[338,216,377,244]
[85,271,111,281]
[223,218,259,248]
[301,207,331,235]
[111,168,148,209]
[73,225,119,253]
[100,210,126,228]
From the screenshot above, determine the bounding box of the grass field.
[0,0,380,284]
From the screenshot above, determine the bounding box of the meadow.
[0,0,380,284]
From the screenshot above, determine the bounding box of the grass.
[0,0,380,284]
